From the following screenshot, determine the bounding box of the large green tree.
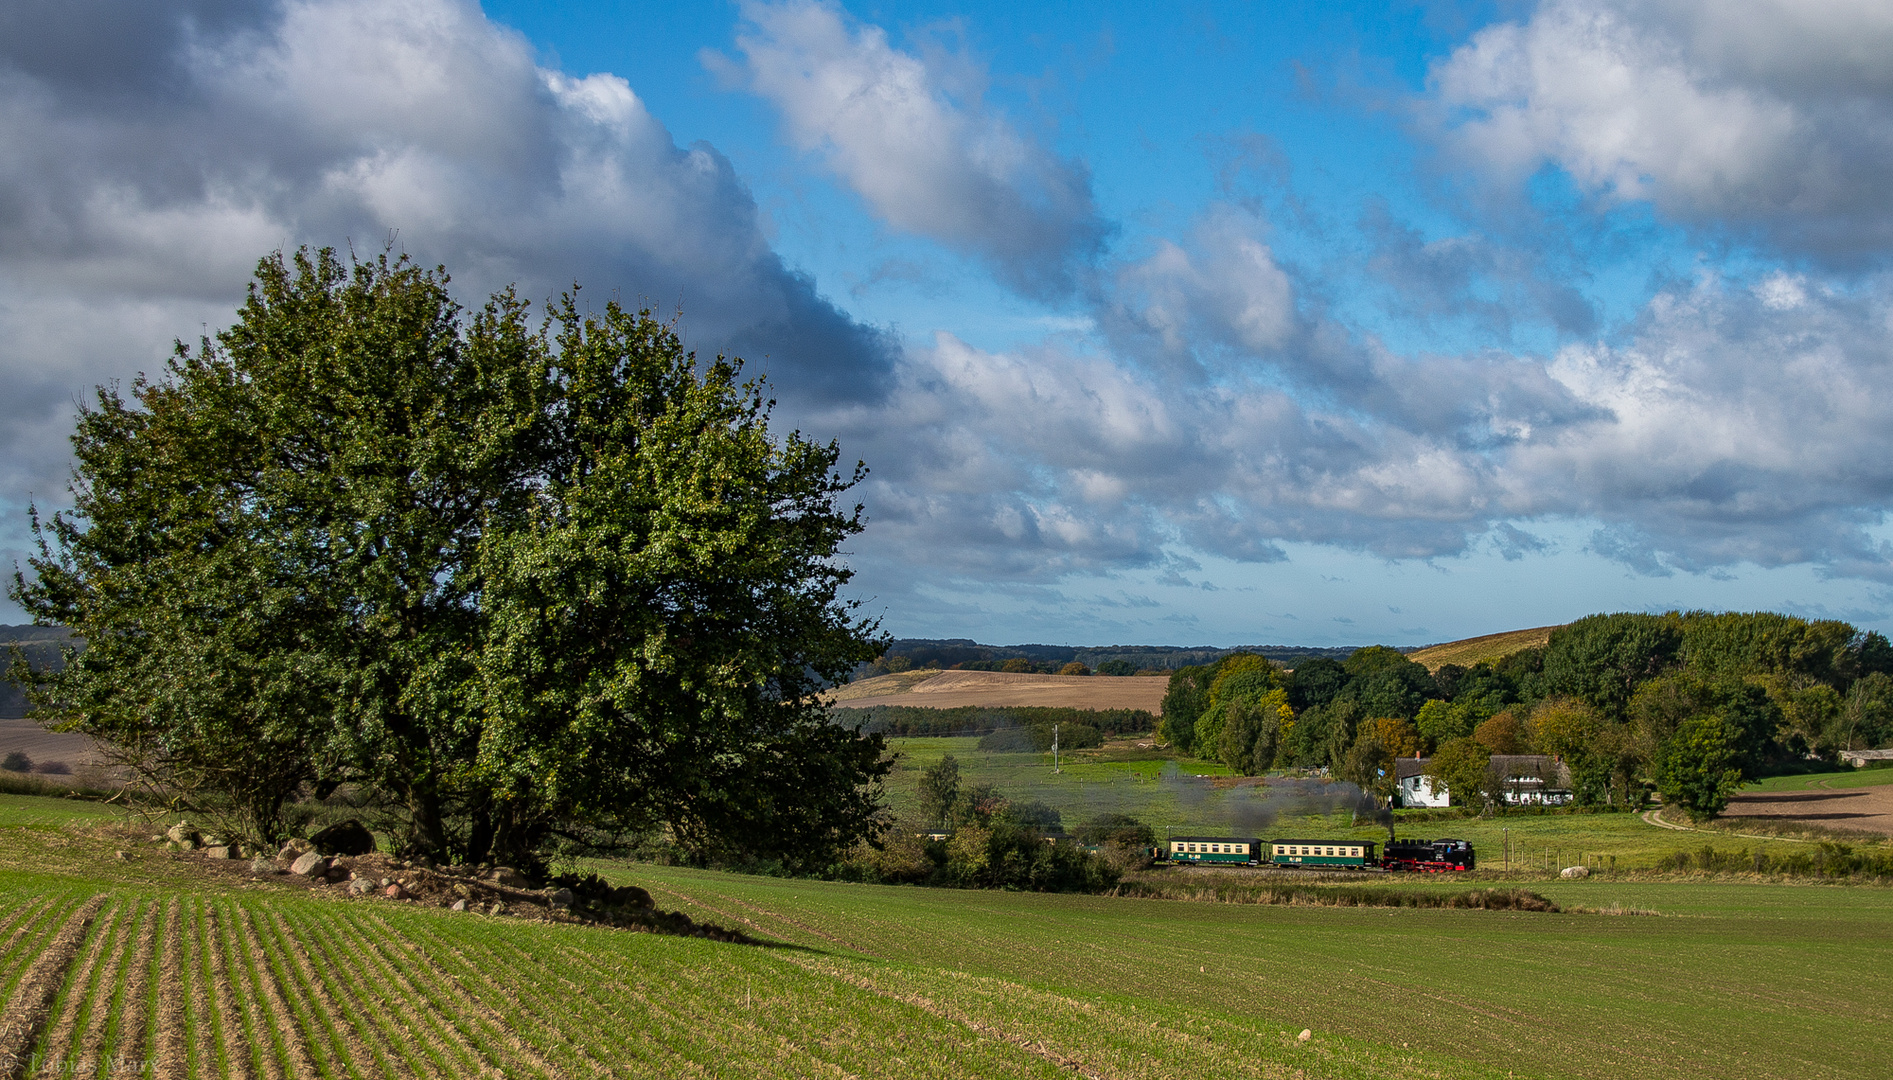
[14,248,887,866]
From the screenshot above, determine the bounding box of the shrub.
[1059,661,1091,676]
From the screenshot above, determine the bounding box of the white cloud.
[718,0,1107,298]
[0,0,896,512]
[1429,0,1893,263]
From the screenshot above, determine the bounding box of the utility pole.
[1053,723,1061,773]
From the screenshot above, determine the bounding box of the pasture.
[883,737,1893,869]
[3,788,1890,1080]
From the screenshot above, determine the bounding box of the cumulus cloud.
[0,0,895,509]
[1429,0,1893,263]
[716,0,1108,298]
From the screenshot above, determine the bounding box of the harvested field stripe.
[0,893,104,1080]
[73,899,133,1079]
[210,901,274,1080]
[231,905,317,1080]
[276,907,429,1079]
[154,897,188,1080]
[33,898,121,1074]
[264,906,389,1079]
[323,909,496,1079]
[97,899,156,1080]
[128,896,162,1080]
[244,904,355,1080]
[364,914,580,1080]
[215,900,282,1080]
[348,911,561,1080]
[200,903,253,1080]
[0,896,72,1002]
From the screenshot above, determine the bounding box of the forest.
[1161,611,1893,820]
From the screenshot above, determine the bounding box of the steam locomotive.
[1164,835,1474,872]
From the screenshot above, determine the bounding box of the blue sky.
[6,1,1893,646]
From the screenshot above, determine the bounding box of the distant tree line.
[853,639,1363,678]
[1161,611,1893,821]
[0,626,72,718]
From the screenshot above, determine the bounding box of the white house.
[1394,758,1450,807]
[1394,754,1574,808]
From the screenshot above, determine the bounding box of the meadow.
[884,737,1893,869]
[3,778,1890,1080]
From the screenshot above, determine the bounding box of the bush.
[1074,812,1155,848]
[1059,662,1091,676]
[1653,842,1893,879]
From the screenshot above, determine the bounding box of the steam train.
[1164,835,1474,872]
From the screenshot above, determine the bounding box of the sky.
[7,1,1893,647]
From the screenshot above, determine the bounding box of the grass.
[1406,625,1560,671]
[3,790,1892,1079]
[1744,767,1893,792]
[884,737,1893,872]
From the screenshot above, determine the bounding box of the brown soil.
[1720,784,1893,836]
[234,907,317,1080]
[0,717,106,769]
[832,669,1169,711]
[112,899,157,1080]
[153,899,186,1080]
[0,893,105,1078]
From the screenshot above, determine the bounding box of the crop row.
[0,884,1508,1080]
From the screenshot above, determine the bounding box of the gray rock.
[165,822,198,846]
[204,845,233,860]
[278,838,312,861]
[450,899,467,912]
[290,852,328,877]
[488,867,530,889]
[1560,866,1591,879]
[249,856,279,875]
[549,887,574,910]
[347,877,376,896]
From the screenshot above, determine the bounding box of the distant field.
[1406,625,1560,671]
[835,668,1169,711]
[879,737,1885,869]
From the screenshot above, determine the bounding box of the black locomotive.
[1379,837,1475,872]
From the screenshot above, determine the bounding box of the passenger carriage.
[1267,839,1376,869]
[1165,835,1262,865]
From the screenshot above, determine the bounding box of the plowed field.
[832,669,1168,710]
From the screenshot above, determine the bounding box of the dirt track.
[830,669,1168,711]
[1720,784,1893,837]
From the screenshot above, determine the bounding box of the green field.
[884,737,1890,869]
[2,792,1890,1079]
[1743,767,1893,792]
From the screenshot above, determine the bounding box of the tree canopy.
[13,248,887,869]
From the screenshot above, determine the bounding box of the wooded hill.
[1160,611,1893,820]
